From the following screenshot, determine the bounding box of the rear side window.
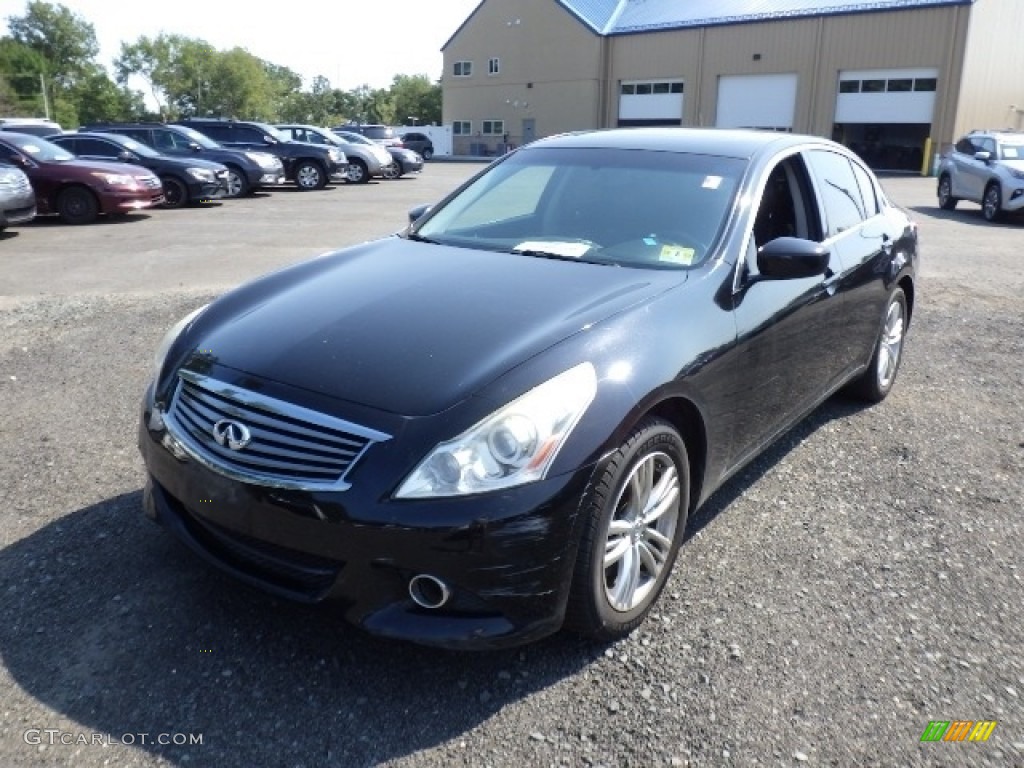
[193,124,229,141]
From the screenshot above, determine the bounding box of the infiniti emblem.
[212,419,252,451]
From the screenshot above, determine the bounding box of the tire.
[565,417,689,641]
[160,176,189,208]
[56,186,99,225]
[345,159,369,184]
[223,165,249,198]
[982,182,1003,222]
[382,161,401,180]
[937,174,958,210]
[422,147,433,160]
[294,160,326,190]
[846,287,908,403]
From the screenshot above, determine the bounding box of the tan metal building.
[442,0,1024,170]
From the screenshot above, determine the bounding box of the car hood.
[190,238,684,417]
[1001,159,1024,173]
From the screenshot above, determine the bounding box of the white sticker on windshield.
[702,175,723,190]
[513,241,593,258]
[23,144,41,154]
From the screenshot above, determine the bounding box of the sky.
[2,0,483,91]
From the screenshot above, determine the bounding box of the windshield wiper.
[405,232,441,244]
[506,248,611,266]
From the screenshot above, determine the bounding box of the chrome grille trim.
[163,370,391,491]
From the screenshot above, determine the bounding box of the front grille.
[164,370,390,491]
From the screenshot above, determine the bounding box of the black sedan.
[138,128,917,649]
[381,146,423,179]
[51,133,229,208]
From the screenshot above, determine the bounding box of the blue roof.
[557,0,973,35]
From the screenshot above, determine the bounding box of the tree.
[72,65,145,123]
[6,1,99,89]
[115,34,216,119]
[389,74,441,126]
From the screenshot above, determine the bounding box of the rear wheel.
[565,418,689,641]
[382,161,401,180]
[160,176,188,208]
[982,182,1003,222]
[224,165,249,197]
[846,288,908,403]
[295,160,326,190]
[345,159,369,184]
[937,175,958,210]
[56,186,99,225]
[422,147,433,160]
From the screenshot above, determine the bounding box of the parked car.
[0,117,62,138]
[138,127,917,649]
[0,132,164,224]
[937,130,1024,221]
[382,146,424,180]
[0,163,36,229]
[397,131,434,160]
[175,118,347,191]
[51,132,229,208]
[276,124,390,184]
[330,130,399,183]
[335,123,403,147]
[79,122,285,197]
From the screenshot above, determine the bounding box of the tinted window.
[74,137,120,158]
[193,124,230,141]
[121,128,153,145]
[954,137,975,154]
[805,150,866,237]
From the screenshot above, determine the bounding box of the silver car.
[0,163,36,230]
[276,125,391,184]
[937,131,1024,222]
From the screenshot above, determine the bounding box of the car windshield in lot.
[109,136,161,158]
[413,146,743,268]
[176,126,221,149]
[2,133,74,162]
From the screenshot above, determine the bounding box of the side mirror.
[189,142,202,152]
[117,150,135,162]
[756,237,830,279]
[408,203,432,224]
[974,150,992,163]
[263,135,277,145]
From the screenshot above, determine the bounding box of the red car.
[0,132,165,224]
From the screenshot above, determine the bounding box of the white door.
[834,68,938,124]
[716,74,798,131]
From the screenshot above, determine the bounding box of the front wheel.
[846,287,908,403]
[56,186,99,225]
[382,161,401,180]
[223,165,250,197]
[422,147,433,160]
[937,175,958,210]
[565,418,689,641]
[345,159,369,184]
[295,160,326,190]
[982,183,1003,222]
[160,176,188,208]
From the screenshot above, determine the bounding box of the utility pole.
[40,72,50,119]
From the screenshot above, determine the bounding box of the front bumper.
[0,191,36,226]
[102,188,165,213]
[137,389,589,649]
[259,172,286,186]
[1003,182,1024,212]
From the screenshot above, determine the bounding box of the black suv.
[175,118,347,190]
[50,132,229,208]
[79,122,285,197]
[397,131,434,160]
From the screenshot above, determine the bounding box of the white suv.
[937,131,1024,222]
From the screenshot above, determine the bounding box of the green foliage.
[2,2,445,127]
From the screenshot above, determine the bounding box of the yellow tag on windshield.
[659,245,696,265]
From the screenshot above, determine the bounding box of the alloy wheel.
[876,298,905,391]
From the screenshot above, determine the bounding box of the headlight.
[152,305,208,383]
[187,167,216,182]
[395,362,597,498]
[245,151,280,169]
[1009,168,1024,180]
[328,148,345,162]
[92,172,138,188]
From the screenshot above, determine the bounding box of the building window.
[482,120,505,136]
[887,78,913,92]
[620,83,635,94]
[620,80,684,96]
[861,79,885,93]
[452,121,471,135]
[914,78,937,92]
[636,83,652,95]
[453,61,472,77]
[488,57,500,75]
[670,82,684,94]
[839,80,860,93]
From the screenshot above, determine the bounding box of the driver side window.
[752,158,818,249]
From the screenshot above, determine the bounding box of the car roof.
[529,127,825,159]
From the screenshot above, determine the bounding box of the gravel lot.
[1,167,1021,768]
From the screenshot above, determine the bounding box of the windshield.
[999,142,1024,160]
[3,133,73,162]
[335,131,374,146]
[252,122,289,142]
[113,137,160,158]
[413,146,744,269]
[176,126,220,149]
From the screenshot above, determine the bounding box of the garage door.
[617,79,684,127]
[716,73,797,131]
[835,68,938,124]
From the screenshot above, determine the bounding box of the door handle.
[881,235,893,255]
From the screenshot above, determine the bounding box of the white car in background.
[937,131,1024,222]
